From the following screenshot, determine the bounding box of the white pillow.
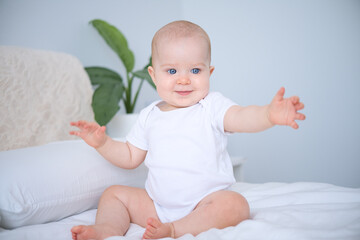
[0,139,148,229]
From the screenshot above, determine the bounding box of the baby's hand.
[70,120,108,148]
[267,87,306,129]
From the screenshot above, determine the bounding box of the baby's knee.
[102,185,122,195]
[223,192,250,223]
[101,185,129,202]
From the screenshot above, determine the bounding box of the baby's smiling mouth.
[175,91,193,96]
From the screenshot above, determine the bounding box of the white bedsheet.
[1,182,359,240]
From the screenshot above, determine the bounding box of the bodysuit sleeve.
[126,102,157,150]
[202,92,237,134]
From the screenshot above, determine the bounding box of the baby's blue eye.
[191,68,200,74]
[168,69,177,74]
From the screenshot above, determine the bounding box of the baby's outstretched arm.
[224,87,305,133]
[70,120,146,169]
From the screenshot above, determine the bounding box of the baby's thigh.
[104,185,159,227]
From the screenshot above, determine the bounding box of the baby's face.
[148,35,214,110]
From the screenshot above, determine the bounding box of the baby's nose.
[176,76,191,85]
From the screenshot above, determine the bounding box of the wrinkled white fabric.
[0,46,94,151]
[1,182,359,240]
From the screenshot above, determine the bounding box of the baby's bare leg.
[174,190,250,237]
[71,185,158,240]
[143,190,249,239]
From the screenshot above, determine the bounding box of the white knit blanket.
[0,46,94,151]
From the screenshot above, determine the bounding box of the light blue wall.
[1,0,359,187]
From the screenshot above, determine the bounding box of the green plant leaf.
[92,83,123,126]
[85,66,123,85]
[90,19,135,72]
[133,69,156,89]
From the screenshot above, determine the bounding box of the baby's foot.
[142,218,175,239]
[71,224,115,240]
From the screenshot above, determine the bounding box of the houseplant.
[85,19,156,126]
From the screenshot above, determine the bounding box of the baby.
[70,20,305,240]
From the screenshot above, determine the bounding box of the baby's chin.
[161,91,209,109]
[173,98,205,108]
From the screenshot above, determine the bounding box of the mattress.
[1,181,359,240]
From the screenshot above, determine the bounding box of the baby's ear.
[148,66,157,85]
[210,66,215,75]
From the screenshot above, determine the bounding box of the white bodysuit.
[126,92,236,223]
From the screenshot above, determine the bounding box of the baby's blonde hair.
[151,20,211,64]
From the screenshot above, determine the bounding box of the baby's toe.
[147,217,161,228]
[146,225,156,234]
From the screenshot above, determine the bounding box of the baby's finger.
[96,126,106,136]
[274,87,285,101]
[290,96,300,104]
[295,102,305,111]
[69,131,81,136]
[70,121,81,127]
[295,113,306,121]
[70,122,85,132]
[71,120,88,130]
[86,122,100,132]
[78,120,90,128]
[291,121,299,129]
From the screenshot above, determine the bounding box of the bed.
[1,46,360,240]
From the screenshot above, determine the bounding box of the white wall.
[1,0,359,187]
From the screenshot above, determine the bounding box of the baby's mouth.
[175,91,192,96]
